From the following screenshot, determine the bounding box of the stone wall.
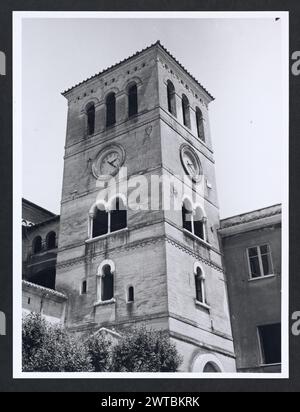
[22,280,67,325]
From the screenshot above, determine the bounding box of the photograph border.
[13,10,289,380]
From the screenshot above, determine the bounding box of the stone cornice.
[56,233,224,273]
[169,311,233,342]
[63,106,160,154]
[170,330,235,360]
[165,236,224,273]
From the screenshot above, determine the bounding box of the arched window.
[196,107,205,141]
[194,206,206,240]
[90,197,127,239]
[182,199,193,233]
[194,265,206,304]
[110,197,127,233]
[81,280,87,295]
[182,202,207,241]
[32,236,42,254]
[167,80,176,117]
[182,94,191,128]
[46,231,56,250]
[97,263,114,302]
[128,83,138,117]
[127,286,134,303]
[92,204,109,237]
[106,92,116,127]
[86,102,95,135]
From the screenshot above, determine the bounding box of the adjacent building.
[219,204,282,372]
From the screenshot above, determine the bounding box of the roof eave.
[61,40,214,102]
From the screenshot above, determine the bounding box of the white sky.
[21,15,286,218]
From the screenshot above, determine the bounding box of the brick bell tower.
[56,41,236,372]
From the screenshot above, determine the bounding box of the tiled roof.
[220,204,282,229]
[22,280,67,299]
[22,198,56,217]
[62,40,214,100]
[25,214,60,230]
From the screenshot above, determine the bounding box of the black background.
[0,0,298,392]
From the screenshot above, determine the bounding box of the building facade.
[22,42,282,373]
[219,204,282,372]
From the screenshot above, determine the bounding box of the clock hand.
[107,160,117,168]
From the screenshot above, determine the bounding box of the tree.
[85,333,112,372]
[22,313,93,372]
[111,326,183,372]
[22,315,183,372]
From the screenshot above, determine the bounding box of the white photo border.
[13,10,289,379]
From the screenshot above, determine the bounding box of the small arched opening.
[32,236,42,254]
[46,231,56,250]
[167,80,176,117]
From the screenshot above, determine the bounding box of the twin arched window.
[32,231,57,254]
[166,80,206,142]
[182,199,206,241]
[85,82,138,135]
[91,197,127,238]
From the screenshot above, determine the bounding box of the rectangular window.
[258,324,281,365]
[247,244,273,279]
[81,280,87,295]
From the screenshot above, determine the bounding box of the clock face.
[100,151,122,175]
[92,144,125,180]
[180,144,202,182]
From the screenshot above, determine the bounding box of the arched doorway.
[203,362,221,373]
[192,354,224,373]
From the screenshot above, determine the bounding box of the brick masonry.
[23,42,237,372]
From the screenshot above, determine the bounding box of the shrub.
[85,333,112,372]
[22,313,92,372]
[22,315,183,372]
[111,326,183,372]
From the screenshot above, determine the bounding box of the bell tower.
[56,41,236,372]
